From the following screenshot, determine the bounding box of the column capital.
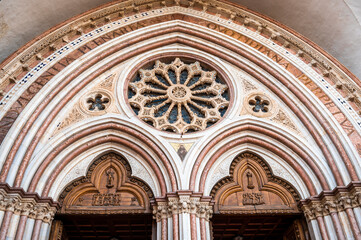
[0,183,59,223]
[152,191,213,221]
[299,181,361,221]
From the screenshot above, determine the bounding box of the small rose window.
[128,58,230,133]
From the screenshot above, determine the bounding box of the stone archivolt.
[0,183,59,223]
[300,182,361,221]
[1,1,360,153]
[0,0,359,127]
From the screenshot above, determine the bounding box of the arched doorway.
[49,153,155,239]
[210,152,310,240]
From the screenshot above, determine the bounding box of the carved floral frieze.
[152,193,213,222]
[300,182,361,221]
[0,184,59,223]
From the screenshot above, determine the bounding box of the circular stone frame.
[79,90,113,116]
[244,92,276,118]
[125,54,234,134]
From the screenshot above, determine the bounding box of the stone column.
[0,194,21,240]
[15,200,35,240]
[0,211,4,228]
[153,192,213,240]
[153,198,168,240]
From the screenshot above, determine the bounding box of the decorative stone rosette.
[128,58,230,134]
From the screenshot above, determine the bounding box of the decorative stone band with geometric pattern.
[128,58,230,134]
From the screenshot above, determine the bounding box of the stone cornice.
[299,182,361,221]
[152,192,213,222]
[0,183,60,223]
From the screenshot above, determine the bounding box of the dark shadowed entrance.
[211,214,309,240]
[52,214,153,240]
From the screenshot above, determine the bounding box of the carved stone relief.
[152,193,213,222]
[271,109,301,134]
[0,184,59,223]
[58,152,153,214]
[211,152,300,214]
[53,74,117,135]
[300,182,361,221]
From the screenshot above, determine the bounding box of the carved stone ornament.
[0,184,59,223]
[152,193,213,222]
[211,152,300,214]
[128,58,230,134]
[300,182,361,221]
[244,92,275,118]
[58,152,154,214]
[79,90,112,115]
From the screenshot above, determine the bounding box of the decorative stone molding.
[79,90,112,115]
[211,152,301,202]
[0,183,59,223]
[210,152,301,216]
[152,192,213,221]
[1,0,360,113]
[299,181,361,221]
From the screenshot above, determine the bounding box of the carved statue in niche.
[106,167,115,188]
[58,153,153,214]
[211,152,300,214]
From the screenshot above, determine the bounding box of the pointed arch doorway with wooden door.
[49,153,155,240]
[210,152,311,240]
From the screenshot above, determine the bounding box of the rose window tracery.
[128,58,230,134]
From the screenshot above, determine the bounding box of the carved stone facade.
[152,193,213,222]
[300,182,361,221]
[0,0,361,239]
[0,184,59,223]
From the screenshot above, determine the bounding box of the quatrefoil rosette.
[128,58,230,134]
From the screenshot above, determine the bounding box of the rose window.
[128,58,230,134]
